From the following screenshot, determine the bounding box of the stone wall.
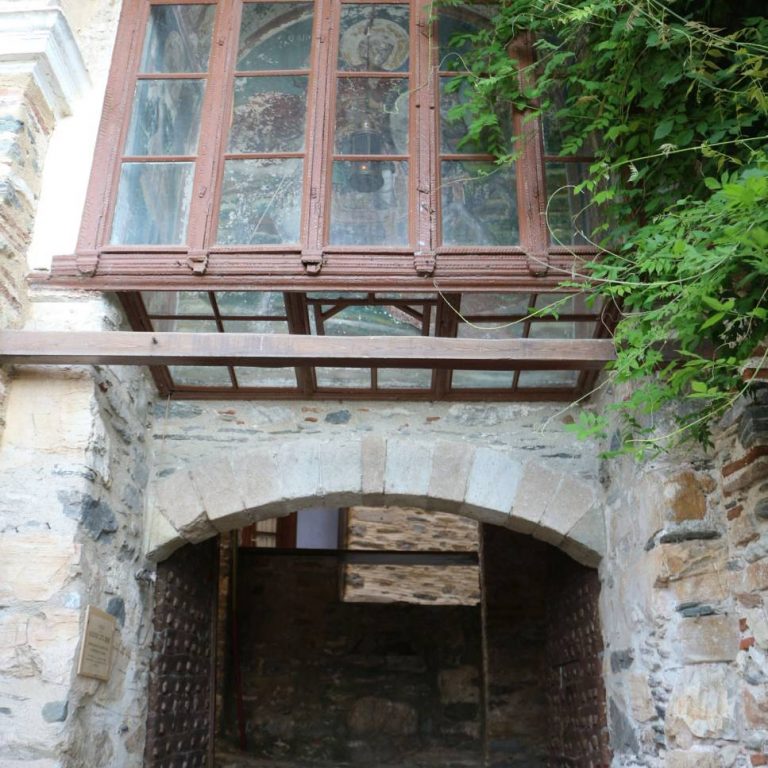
[342,505,480,605]
[229,551,483,765]
[599,389,768,767]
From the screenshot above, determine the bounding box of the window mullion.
[413,0,436,273]
[510,33,549,266]
[190,0,241,254]
[302,0,336,267]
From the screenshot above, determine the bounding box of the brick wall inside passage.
[231,551,482,765]
[545,555,610,767]
[482,526,609,768]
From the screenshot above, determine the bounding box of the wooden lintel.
[0,331,616,371]
[240,548,480,566]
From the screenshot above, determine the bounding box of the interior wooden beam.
[240,548,480,566]
[0,331,616,370]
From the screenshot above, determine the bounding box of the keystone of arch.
[144,437,605,567]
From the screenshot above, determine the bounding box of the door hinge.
[301,251,324,275]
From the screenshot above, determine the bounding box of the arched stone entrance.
[144,437,606,567]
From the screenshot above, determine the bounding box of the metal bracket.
[187,252,209,275]
[526,252,550,277]
[301,251,324,275]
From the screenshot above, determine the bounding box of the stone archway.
[143,436,605,566]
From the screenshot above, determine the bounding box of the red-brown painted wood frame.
[41,0,598,291]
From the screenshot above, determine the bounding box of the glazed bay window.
[51,0,596,289]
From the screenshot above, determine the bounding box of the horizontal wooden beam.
[0,331,616,370]
[240,548,480,566]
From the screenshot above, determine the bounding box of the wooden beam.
[0,331,616,370]
[240,548,480,566]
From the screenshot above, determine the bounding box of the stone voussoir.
[383,437,434,507]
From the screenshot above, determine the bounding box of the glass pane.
[545,162,594,245]
[143,291,212,316]
[528,320,576,341]
[222,320,289,333]
[217,158,303,244]
[338,5,409,72]
[235,367,297,387]
[238,3,314,71]
[335,78,409,154]
[440,161,518,245]
[151,318,218,332]
[457,321,522,340]
[216,291,286,316]
[111,162,194,244]
[460,293,531,315]
[440,78,510,154]
[517,370,578,388]
[330,160,408,245]
[229,76,308,153]
[377,368,432,389]
[438,5,495,65]
[140,5,215,73]
[324,305,422,336]
[168,366,232,386]
[125,79,205,156]
[316,367,371,388]
[452,370,513,389]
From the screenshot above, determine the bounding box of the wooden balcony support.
[0,331,617,370]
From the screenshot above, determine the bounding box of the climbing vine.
[441,0,768,455]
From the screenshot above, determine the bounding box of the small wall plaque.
[76,605,117,681]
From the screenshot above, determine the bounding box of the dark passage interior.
[144,518,609,768]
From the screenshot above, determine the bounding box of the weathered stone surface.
[228,448,285,518]
[668,471,709,522]
[654,540,727,586]
[348,697,418,736]
[538,474,597,546]
[384,438,433,506]
[318,439,363,506]
[508,460,561,532]
[609,698,639,754]
[361,435,386,506]
[438,666,480,704]
[746,560,768,592]
[427,441,474,509]
[665,749,722,768]
[628,673,656,723]
[0,533,78,601]
[677,615,740,663]
[462,448,521,520]
[41,700,68,723]
[667,665,738,740]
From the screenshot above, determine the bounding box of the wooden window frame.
[45,0,597,292]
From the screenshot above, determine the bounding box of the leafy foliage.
[441,0,768,454]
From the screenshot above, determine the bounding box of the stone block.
[743,687,768,729]
[143,508,184,562]
[28,609,80,685]
[0,532,78,602]
[274,440,323,509]
[229,448,286,518]
[383,438,433,507]
[668,471,708,522]
[361,435,386,506]
[740,403,768,450]
[461,448,522,521]
[677,615,739,664]
[189,458,247,525]
[670,571,730,604]
[665,750,722,768]
[538,474,597,546]
[347,697,417,736]
[746,560,768,592]
[438,666,480,704]
[150,469,215,543]
[318,439,363,507]
[509,461,561,533]
[667,664,738,740]
[654,540,728,586]
[628,673,656,723]
[559,509,605,567]
[427,440,475,511]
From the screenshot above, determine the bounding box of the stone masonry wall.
[343,505,480,605]
[230,551,483,765]
[600,388,768,768]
